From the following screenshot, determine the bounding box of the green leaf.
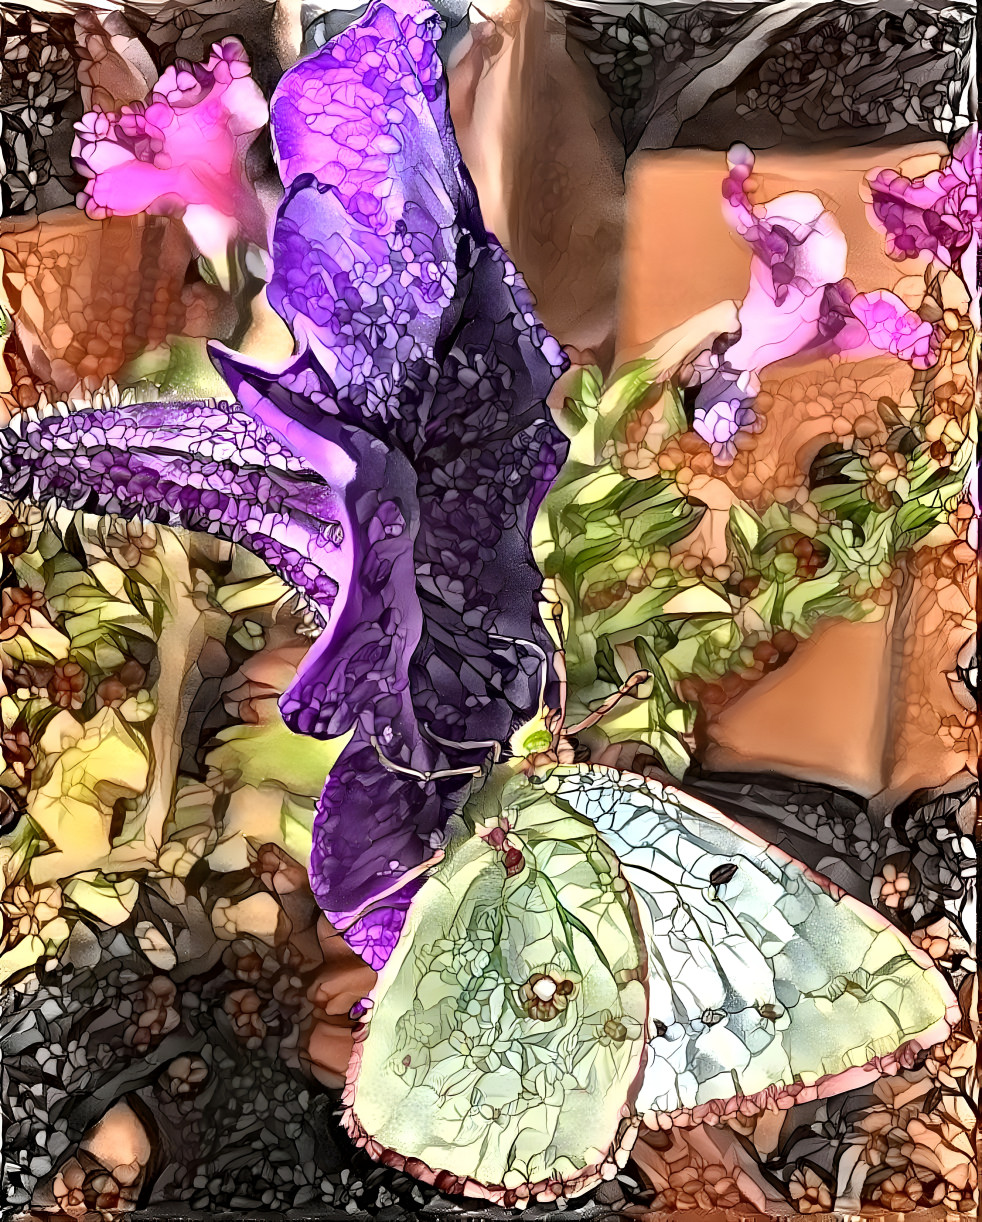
[588,584,677,639]
[596,359,658,426]
[206,712,347,797]
[565,365,603,413]
[216,575,292,615]
[778,574,864,633]
[122,573,157,625]
[727,503,762,556]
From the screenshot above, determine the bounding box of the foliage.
[0,504,337,983]
[535,271,976,776]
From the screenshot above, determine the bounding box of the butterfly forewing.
[346,763,955,1199]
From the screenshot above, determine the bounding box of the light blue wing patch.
[547,764,956,1126]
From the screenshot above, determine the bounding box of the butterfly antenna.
[422,725,504,764]
[545,599,570,754]
[549,596,566,651]
[564,669,650,736]
[370,736,483,781]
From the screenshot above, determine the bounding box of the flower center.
[532,977,557,1002]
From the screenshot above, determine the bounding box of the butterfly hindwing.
[343,777,648,1203]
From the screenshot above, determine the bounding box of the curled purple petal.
[0,401,349,620]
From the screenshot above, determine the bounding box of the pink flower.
[846,288,940,368]
[72,39,269,254]
[865,126,980,279]
[692,145,941,457]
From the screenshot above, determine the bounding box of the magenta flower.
[72,39,269,253]
[865,126,980,281]
[845,288,940,367]
[692,145,942,458]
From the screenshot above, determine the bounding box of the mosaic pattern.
[346,798,648,1202]
[344,763,955,1202]
[2,0,569,969]
[0,0,977,1215]
[553,768,954,1115]
[562,0,975,153]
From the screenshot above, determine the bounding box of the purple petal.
[865,125,980,270]
[214,339,562,755]
[265,0,461,383]
[267,176,455,391]
[342,900,413,973]
[310,731,474,953]
[270,0,449,195]
[0,400,348,618]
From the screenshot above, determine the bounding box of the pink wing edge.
[339,761,960,1205]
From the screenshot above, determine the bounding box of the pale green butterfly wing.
[343,776,649,1205]
[546,765,956,1127]
[345,764,956,1201]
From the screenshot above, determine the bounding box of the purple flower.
[230,1,566,961]
[4,0,567,968]
[865,126,980,280]
[0,400,350,619]
[72,39,269,252]
[692,144,942,458]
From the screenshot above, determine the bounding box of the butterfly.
[342,753,956,1206]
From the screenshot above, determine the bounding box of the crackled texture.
[1,0,567,967]
[344,771,648,1203]
[550,767,955,1124]
[345,763,956,1200]
[1,2,974,1214]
